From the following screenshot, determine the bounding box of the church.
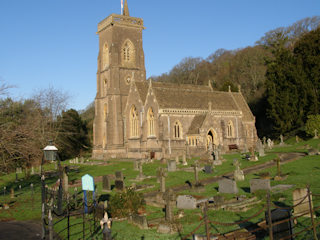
[92,1,258,159]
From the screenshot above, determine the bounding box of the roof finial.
[123,0,130,16]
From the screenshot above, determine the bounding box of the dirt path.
[0,221,44,240]
[144,152,306,198]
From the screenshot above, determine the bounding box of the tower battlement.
[97,14,144,34]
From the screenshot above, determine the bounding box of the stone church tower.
[93,0,146,158]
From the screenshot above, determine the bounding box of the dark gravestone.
[115,171,123,181]
[102,175,111,192]
[265,209,294,240]
[204,165,212,174]
[218,178,238,194]
[115,180,124,191]
[250,179,271,193]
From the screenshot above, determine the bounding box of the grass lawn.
[0,138,319,239]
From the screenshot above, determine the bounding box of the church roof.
[187,114,207,134]
[134,80,255,122]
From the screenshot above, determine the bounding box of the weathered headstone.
[102,175,111,192]
[314,129,318,139]
[167,160,176,172]
[279,134,284,146]
[250,179,271,193]
[293,188,313,217]
[163,189,176,222]
[218,178,238,194]
[267,138,272,149]
[115,180,124,191]
[10,188,15,198]
[115,171,124,181]
[234,160,244,181]
[258,139,265,157]
[133,160,139,171]
[175,156,179,164]
[182,154,187,166]
[62,170,69,192]
[176,195,197,209]
[204,165,212,174]
[213,149,222,165]
[249,147,258,162]
[31,166,35,175]
[158,168,167,193]
[131,213,148,229]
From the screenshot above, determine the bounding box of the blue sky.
[0,0,319,110]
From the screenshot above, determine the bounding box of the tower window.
[122,39,135,66]
[102,43,109,69]
[227,121,234,138]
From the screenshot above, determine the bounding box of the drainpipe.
[236,117,239,145]
[167,115,171,155]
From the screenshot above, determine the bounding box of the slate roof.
[133,80,255,122]
[187,114,207,134]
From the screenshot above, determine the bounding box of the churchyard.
[0,137,320,239]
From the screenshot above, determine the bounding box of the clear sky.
[0,0,319,110]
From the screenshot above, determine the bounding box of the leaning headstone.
[218,178,238,194]
[115,171,124,181]
[250,179,271,193]
[293,188,313,217]
[167,160,176,172]
[102,175,111,192]
[307,148,319,156]
[177,195,197,209]
[10,188,15,199]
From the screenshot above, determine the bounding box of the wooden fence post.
[307,185,318,240]
[267,192,273,240]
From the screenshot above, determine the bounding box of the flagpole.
[121,0,123,15]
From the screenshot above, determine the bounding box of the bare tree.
[0,77,14,97]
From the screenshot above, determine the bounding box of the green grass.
[0,138,320,239]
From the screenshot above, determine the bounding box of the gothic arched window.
[174,121,182,139]
[102,43,109,69]
[147,107,155,136]
[130,105,139,137]
[122,39,135,66]
[227,120,235,138]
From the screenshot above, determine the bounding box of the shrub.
[305,115,320,137]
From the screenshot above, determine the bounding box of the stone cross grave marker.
[192,160,200,185]
[218,178,238,194]
[158,168,167,193]
[102,175,111,192]
[162,189,176,222]
[167,160,176,172]
[249,179,270,193]
[293,188,313,217]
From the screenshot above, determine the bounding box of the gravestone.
[265,208,294,240]
[249,147,258,162]
[258,139,265,157]
[213,149,222,165]
[250,179,271,193]
[280,135,284,146]
[62,170,69,192]
[10,188,15,198]
[293,188,312,217]
[158,168,167,193]
[115,171,124,181]
[182,154,187,166]
[175,156,179,164]
[267,138,272,149]
[102,175,111,192]
[234,160,244,181]
[131,213,148,229]
[115,180,124,191]
[31,166,35,175]
[204,165,212,174]
[133,160,139,171]
[176,195,197,209]
[295,135,299,143]
[218,178,238,194]
[314,129,318,139]
[163,189,176,222]
[167,160,176,172]
[137,161,145,180]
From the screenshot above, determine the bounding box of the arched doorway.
[207,129,219,151]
